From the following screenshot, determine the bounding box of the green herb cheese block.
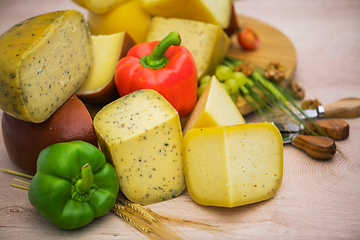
[146,17,230,79]
[0,10,93,123]
[94,89,186,205]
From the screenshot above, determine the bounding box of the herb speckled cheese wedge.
[94,89,186,205]
[146,17,230,79]
[183,122,283,207]
[0,10,93,123]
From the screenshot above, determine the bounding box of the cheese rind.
[146,17,230,78]
[0,10,93,123]
[94,89,186,205]
[183,123,283,207]
[183,76,245,136]
[140,0,232,28]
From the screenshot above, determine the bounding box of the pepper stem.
[75,163,94,194]
[140,31,181,70]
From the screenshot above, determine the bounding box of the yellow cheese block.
[71,0,128,14]
[139,0,232,28]
[0,10,93,123]
[88,0,151,43]
[146,17,230,79]
[183,123,283,207]
[94,89,186,205]
[183,76,245,136]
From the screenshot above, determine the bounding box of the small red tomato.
[237,26,260,50]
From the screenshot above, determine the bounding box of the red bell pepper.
[114,32,197,117]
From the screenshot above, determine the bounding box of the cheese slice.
[140,0,232,28]
[94,89,186,205]
[183,123,283,207]
[0,10,93,123]
[76,32,135,104]
[183,75,245,136]
[146,17,230,79]
[76,33,122,95]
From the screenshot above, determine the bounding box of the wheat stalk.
[112,207,152,235]
[1,168,33,179]
[118,199,157,222]
[112,200,184,240]
[112,199,219,240]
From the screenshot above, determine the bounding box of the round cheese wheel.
[2,94,98,174]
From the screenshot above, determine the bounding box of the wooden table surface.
[1,0,360,239]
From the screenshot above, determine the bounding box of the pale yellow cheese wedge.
[94,89,186,205]
[76,32,135,104]
[0,10,93,123]
[183,123,283,207]
[140,0,232,28]
[72,0,128,14]
[183,76,245,136]
[146,17,230,78]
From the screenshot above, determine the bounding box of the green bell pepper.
[28,140,119,229]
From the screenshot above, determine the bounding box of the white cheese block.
[183,123,283,207]
[146,17,230,79]
[183,76,246,136]
[94,89,186,205]
[0,10,93,123]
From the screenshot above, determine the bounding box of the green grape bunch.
[197,65,249,103]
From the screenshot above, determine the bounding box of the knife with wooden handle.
[282,133,337,160]
[295,97,360,119]
[323,97,360,118]
[275,118,350,141]
[304,119,349,140]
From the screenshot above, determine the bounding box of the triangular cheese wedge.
[183,75,246,136]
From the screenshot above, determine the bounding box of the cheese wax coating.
[183,123,283,207]
[146,17,230,79]
[0,10,93,123]
[94,89,186,205]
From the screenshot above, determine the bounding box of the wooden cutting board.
[227,15,297,115]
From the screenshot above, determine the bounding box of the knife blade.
[282,133,336,160]
[274,118,350,141]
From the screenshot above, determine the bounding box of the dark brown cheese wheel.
[2,94,98,175]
